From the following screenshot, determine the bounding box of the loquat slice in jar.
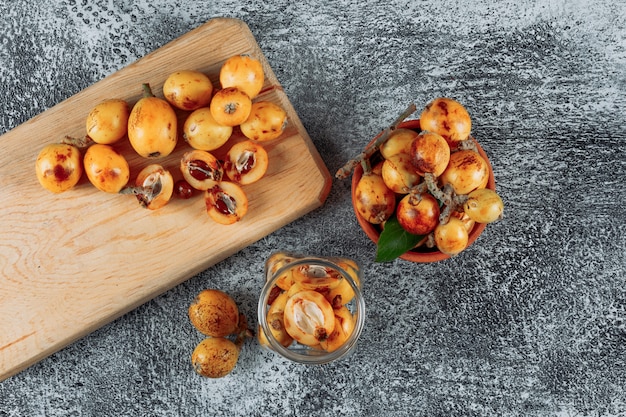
[275,269,295,291]
[325,276,356,307]
[324,259,361,306]
[268,291,290,316]
[291,264,343,291]
[259,311,294,348]
[286,282,310,299]
[283,290,335,346]
[319,306,356,352]
[223,140,269,185]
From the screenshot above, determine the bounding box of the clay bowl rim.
[350,119,496,263]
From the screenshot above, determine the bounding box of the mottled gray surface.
[1,0,625,416]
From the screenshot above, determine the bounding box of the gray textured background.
[1,0,625,416]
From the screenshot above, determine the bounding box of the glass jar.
[257,252,365,364]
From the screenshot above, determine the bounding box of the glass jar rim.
[257,253,366,364]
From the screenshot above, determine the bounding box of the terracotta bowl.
[350,119,496,263]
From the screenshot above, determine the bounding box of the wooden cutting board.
[0,18,332,381]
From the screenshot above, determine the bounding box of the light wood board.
[0,18,332,381]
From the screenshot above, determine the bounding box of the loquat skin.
[434,217,469,256]
[439,150,489,195]
[379,128,419,159]
[381,153,421,194]
[410,131,451,177]
[209,87,252,127]
[354,172,396,224]
[35,143,83,193]
[83,144,130,193]
[239,101,287,142]
[191,337,239,378]
[163,70,213,111]
[188,289,239,337]
[463,188,504,224]
[219,55,265,100]
[450,210,476,233]
[183,107,233,151]
[396,192,440,236]
[85,99,130,145]
[419,97,472,145]
[128,91,178,158]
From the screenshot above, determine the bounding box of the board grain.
[0,18,332,381]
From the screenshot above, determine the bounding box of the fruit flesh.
[204,181,248,225]
[283,290,335,346]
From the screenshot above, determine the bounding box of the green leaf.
[375,216,425,262]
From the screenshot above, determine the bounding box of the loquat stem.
[234,313,253,351]
[457,136,478,152]
[335,103,417,179]
[407,182,428,203]
[423,173,471,224]
[141,83,155,98]
[439,193,469,224]
[62,135,94,148]
[360,157,372,175]
[425,233,435,248]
